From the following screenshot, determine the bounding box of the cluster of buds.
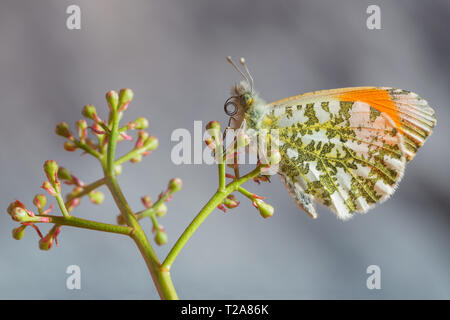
[7,195,61,250]
[129,131,158,163]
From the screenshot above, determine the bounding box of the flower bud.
[141,196,153,209]
[82,104,98,121]
[106,90,119,112]
[89,191,105,205]
[118,88,134,112]
[57,167,73,183]
[114,164,122,176]
[33,194,47,211]
[76,119,88,142]
[143,135,158,151]
[38,226,60,251]
[168,178,182,193]
[154,229,168,246]
[64,141,77,152]
[43,160,59,189]
[254,199,274,219]
[12,225,26,240]
[223,194,240,209]
[41,181,57,196]
[55,122,73,139]
[155,203,168,217]
[130,117,149,130]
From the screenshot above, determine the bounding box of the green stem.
[114,146,150,166]
[162,166,262,270]
[106,174,178,300]
[65,177,106,205]
[35,215,133,235]
[73,139,102,159]
[106,112,120,176]
[55,191,70,218]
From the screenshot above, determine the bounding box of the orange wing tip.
[337,87,436,161]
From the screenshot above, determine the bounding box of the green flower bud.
[12,225,26,240]
[57,167,73,183]
[131,117,149,130]
[89,191,105,205]
[118,88,134,111]
[33,194,47,211]
[154,229,168,246]
[106,90,119,112]
[223,194,240,209]
[43,160,59,189]
[10,207,30,222]
[55,122,72,139]
[114,164,123,176]
[143,135,158,151]
[64,141,77,152]
[168,178,182,193]
[155,203,168,217]
[39,236,53,251]
[82,104,98,121]
[254,199,274,219]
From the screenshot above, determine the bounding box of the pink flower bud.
[141,196,153,209]
[41,181,57,196]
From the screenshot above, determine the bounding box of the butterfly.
[224,57,436,220]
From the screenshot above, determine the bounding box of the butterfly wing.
[258,87,436,220]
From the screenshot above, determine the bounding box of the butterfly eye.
[224,97,238,117]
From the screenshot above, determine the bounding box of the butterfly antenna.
[226,56,249,84]
[239,57,254,92]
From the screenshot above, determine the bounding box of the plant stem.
[106,171,178,299]
[65,177,106,205]
[106,111,120,176]
[162,166,262,270]
[35,215,133,235]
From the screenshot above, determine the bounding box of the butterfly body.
[225,58,436,220]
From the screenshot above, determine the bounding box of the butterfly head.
[225,57,263,128]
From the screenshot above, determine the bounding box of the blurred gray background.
[0,0,449,299]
